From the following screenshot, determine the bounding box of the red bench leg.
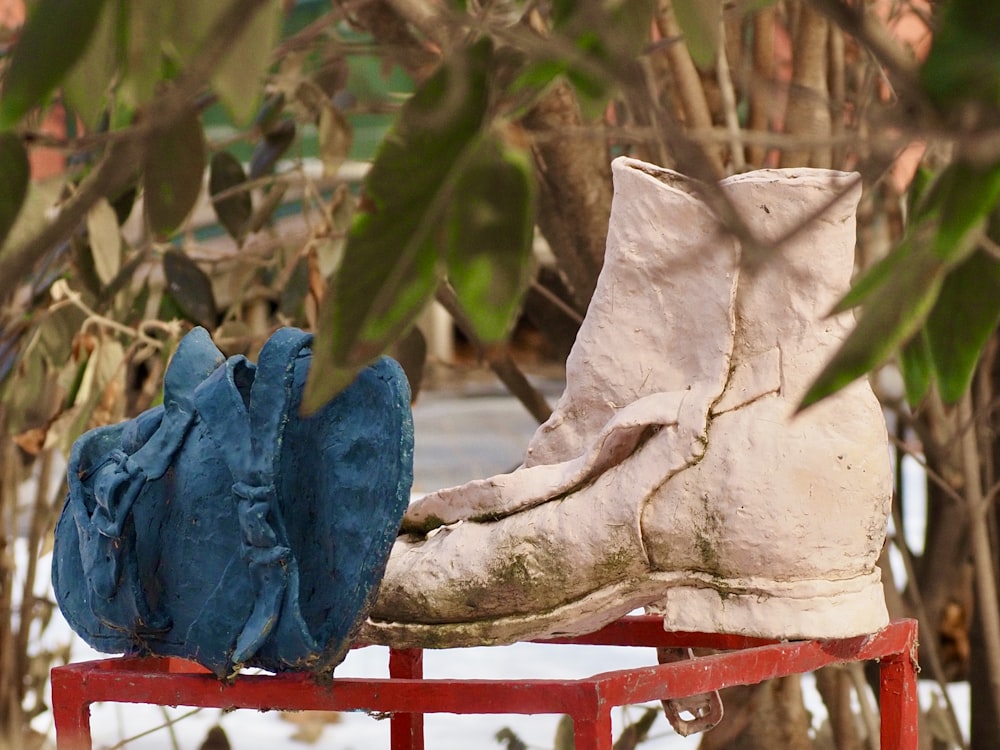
[51,667,92,750]
[572,709,614,750]
[879,651,920,750]
[389,648,424,750]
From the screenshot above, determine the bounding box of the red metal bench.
[51,615,919,750]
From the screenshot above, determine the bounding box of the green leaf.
[168,0,280,126]
[919,0,1000,111]
[672,0,721,69]
[304,39,493,412]
[907,165,934,221]
[551,0,576,27]
[162,248,217,329]
[899,331,933,408]
[924,249,1000,403]
[63,0,119,129]
[168,0,221,60]
[86,198,122,285]
[143,108,206,238]
[831,237,914,313]
[800,246,946,410]
[446,137,535,343]
[209,151,252,243]
[213,0,282,126]
[0,132,30,250]
[0,0,108,128]
[932,161,1000,263]
[120,0,169,109]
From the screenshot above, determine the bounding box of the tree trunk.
[520,80,612,314]
[699,678,815,750]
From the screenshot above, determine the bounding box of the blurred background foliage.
[1,0,1000,747]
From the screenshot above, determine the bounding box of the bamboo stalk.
[782,3,832,167]
[748,6,775,166]
[0,432,15,738]
[715,20,745,172]
[13,448,54,712]
[655,0,725,173]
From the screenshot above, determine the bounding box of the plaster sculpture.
[53,327,414,678]
[363,156,892,649]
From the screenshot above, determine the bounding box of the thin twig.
[889,500,968,749]
[715,19,745,172]
[959,390,1000,737]
[435,282,552,424]
[805,0,924,104]
[104,708,203,750]
[888,432,967,507]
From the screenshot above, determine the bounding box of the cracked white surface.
[366,158,892,648]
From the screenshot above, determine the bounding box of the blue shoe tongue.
[163,326,225,406]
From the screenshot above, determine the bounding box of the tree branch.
[436,283,552,425]
[806,0,925,106]
[0,0,275,306]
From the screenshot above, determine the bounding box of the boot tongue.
[163,327,226,408]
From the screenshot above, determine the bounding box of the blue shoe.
[53,327,414,677]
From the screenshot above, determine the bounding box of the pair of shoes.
[362,157,892,649]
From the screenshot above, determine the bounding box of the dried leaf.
[318,101,353,177]
[143,108,207,238]
[495,727,528,750]
[12,427,47,456]
[86,198,122,286]
[280,711,341,745]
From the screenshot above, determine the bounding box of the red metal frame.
[51,616,918,750]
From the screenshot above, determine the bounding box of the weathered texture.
[365,157,891,648]
[53,327,414,677]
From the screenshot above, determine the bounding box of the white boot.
[363,158,891,648]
